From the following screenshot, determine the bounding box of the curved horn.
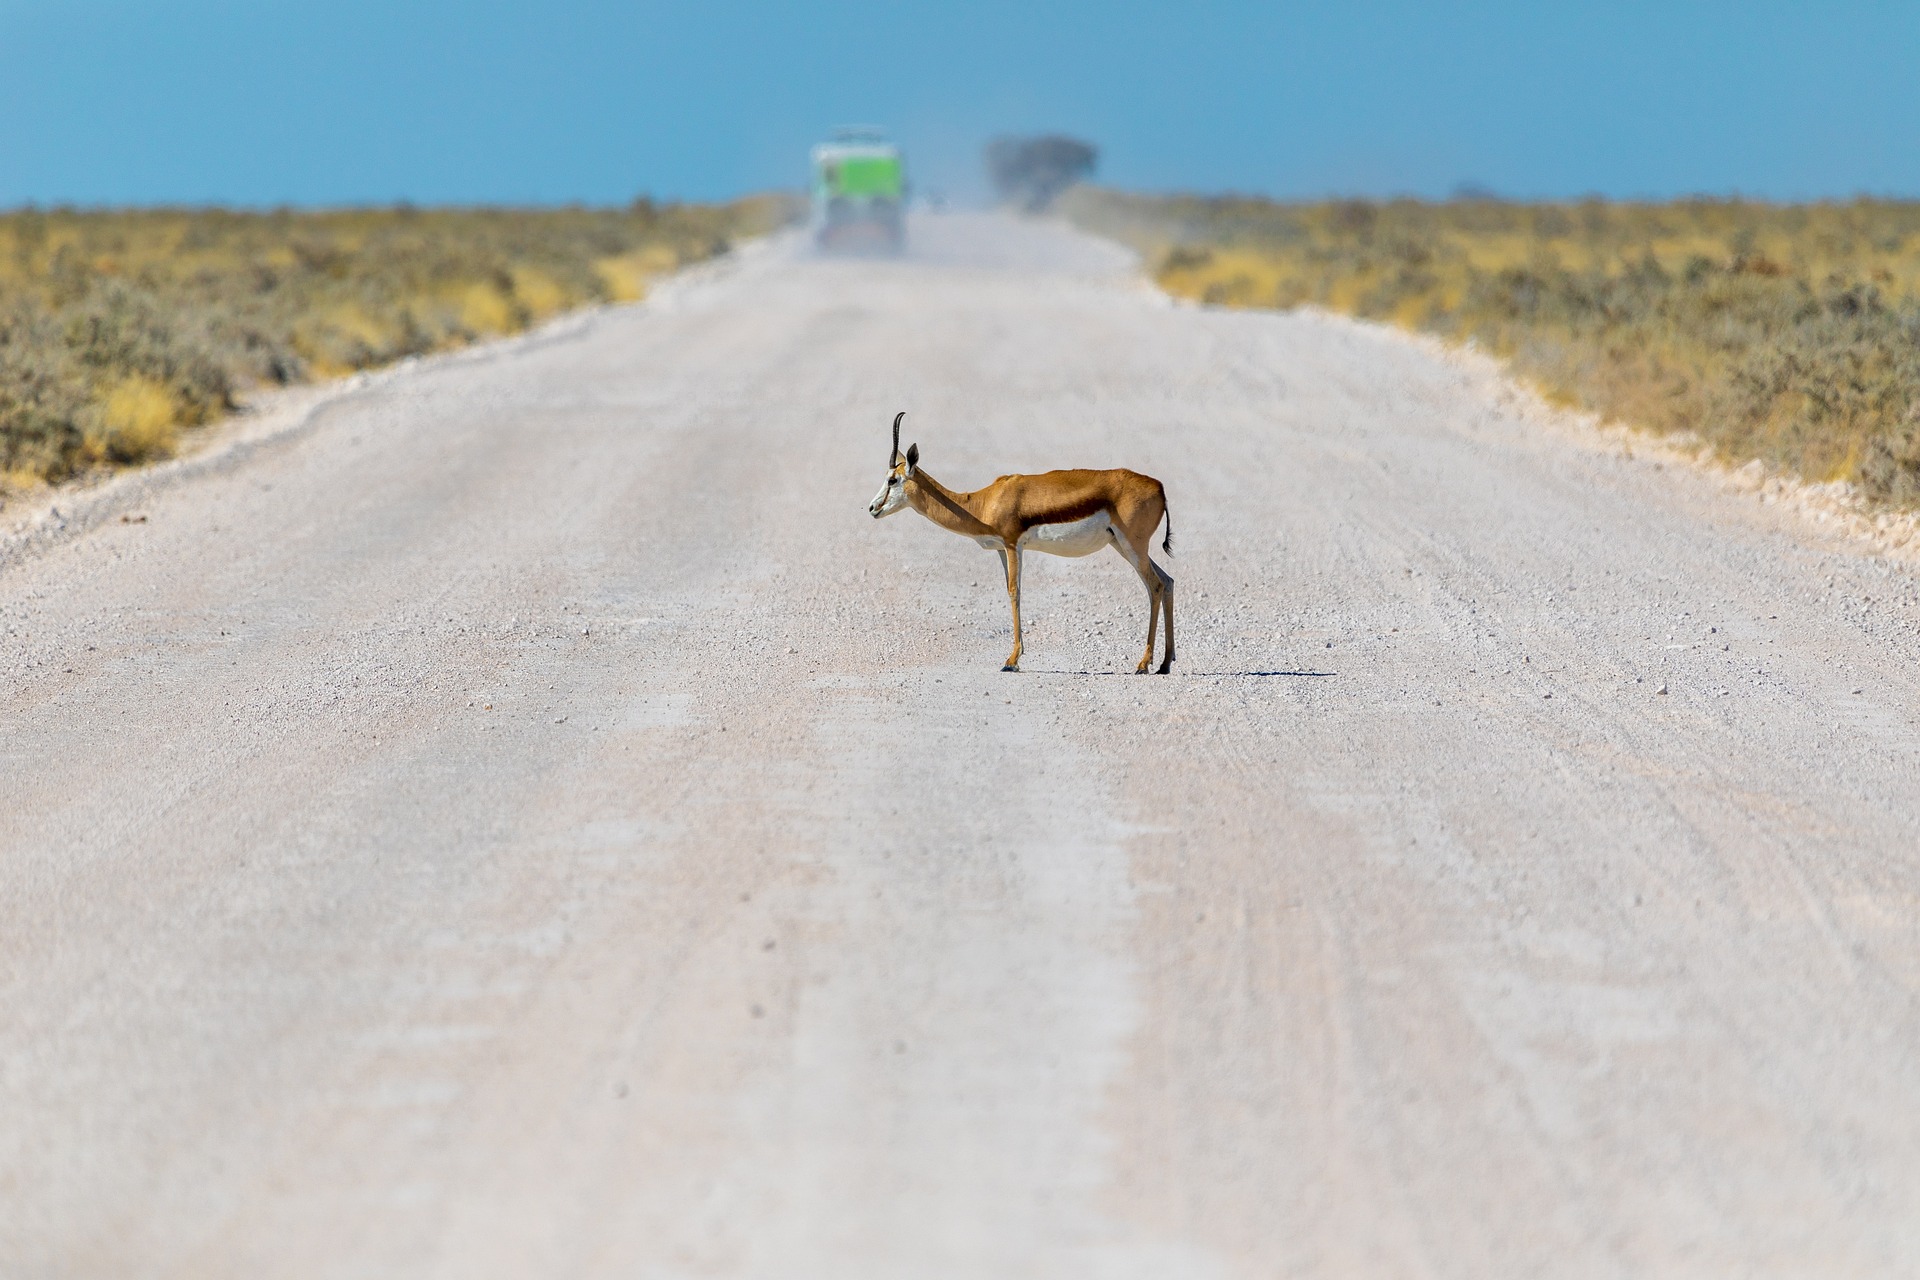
[891,411,905,463]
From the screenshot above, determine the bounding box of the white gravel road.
[5,213,1920,1279]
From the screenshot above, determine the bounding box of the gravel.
[3,213,1919,1278]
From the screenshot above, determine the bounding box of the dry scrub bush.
[90,375,181,463]
[1062,190,1920,509]
[0,195,797,487]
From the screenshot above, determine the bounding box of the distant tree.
[1449,182,1503,202]
[984,136,1098,213]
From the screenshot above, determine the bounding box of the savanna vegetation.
[0,195,794,489]
[1061,189,1920,509]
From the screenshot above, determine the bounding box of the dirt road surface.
[6,215,1920,1278]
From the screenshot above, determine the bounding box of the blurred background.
[4,0,1919,207]
[10,0,1920,501]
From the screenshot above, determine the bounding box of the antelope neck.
[907,471,996,540]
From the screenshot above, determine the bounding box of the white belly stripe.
[1018,512,1114,558]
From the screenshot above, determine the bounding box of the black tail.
[1161,499,1174,554]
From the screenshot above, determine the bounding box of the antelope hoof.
[1002,660,1020,672]
[1156,659,1174,675]
[1135,660,1152,674]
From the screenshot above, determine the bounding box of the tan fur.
[872,444,1175,674]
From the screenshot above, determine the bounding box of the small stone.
[1656,683,1668,695]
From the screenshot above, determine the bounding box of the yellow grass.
[456,283,516,338]
[508,267,568,322]
[0,195,801,488]
[594,244,684,303]
[89,376,180,463]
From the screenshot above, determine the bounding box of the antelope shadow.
[1018,668,1337,678]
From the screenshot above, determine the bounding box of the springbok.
[867,412,1175,673]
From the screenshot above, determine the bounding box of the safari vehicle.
[811,127,905,252]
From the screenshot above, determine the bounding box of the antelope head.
[867,411,918,518]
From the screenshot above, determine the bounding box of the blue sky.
[3,0,1917,207]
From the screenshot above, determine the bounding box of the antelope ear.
[905,443,919,473]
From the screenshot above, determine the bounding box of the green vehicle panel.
[812,127,905,251]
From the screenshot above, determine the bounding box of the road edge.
[0,234,781,576]
[1151,287,1920,567]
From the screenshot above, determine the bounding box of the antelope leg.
[1002,545,1023,672]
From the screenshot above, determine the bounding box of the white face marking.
[868,466,910,518]
[1018,511,1114,558]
